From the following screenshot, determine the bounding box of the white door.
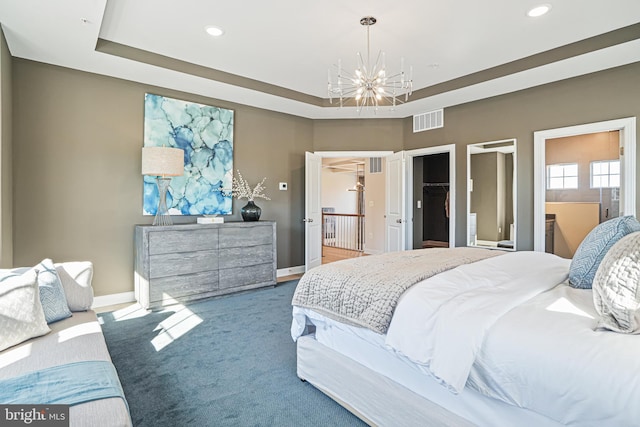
[305,152,323,271]
[385,151,406,252]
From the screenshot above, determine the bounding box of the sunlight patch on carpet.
[151,305,203,352]
[106,303,151,322]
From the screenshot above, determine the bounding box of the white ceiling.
[2,0,640,119]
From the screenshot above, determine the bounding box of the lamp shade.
[141,147,184,176]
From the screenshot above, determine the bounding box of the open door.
[305,152,323,271]
[385,151,406,252]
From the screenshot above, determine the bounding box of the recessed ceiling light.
[527,4,552,17]
[205,26,224,37]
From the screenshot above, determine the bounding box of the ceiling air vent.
[369,157,382,174]
[413,109,444,133]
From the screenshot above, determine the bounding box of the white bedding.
[386,251,570,393]
[292,250,640,426]
[469,283,640,426]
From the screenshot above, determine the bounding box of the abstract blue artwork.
[143,93,234,216]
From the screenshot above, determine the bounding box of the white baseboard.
[277,265,305,277]
[92,291,136,309]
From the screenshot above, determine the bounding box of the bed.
[290,245,640,427]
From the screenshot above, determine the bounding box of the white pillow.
[55,261,94,312]
[592,231,640,333]
[0,269,51,351]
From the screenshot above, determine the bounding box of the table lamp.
[141,146,184,226]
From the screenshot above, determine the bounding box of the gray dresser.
[134,221,277,309]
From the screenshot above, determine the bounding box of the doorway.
[545,131,620,258]
[404,145,456,250]
[321,157,367,264]
[533,117,636,253]
[412,152,450,249]
[305,151,392,270]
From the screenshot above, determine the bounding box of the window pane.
[549,177,564,189]
[610,161,620,174]
[565,164,578,177]
[610,175,620,187]
[592,176,601,188]
[592,162,601,175]
[548,165,563,178]
[565,177,578,189]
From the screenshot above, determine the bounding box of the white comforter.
[468,282,640,426]
[386,251,570,394]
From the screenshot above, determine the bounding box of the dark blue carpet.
[99,281,367,427]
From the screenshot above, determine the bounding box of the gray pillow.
[592,231,640,333]
[569,216,640,289]
[35,258,72,324]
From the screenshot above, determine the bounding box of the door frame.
[404,144,456,249]
[533,117,636,252]
[308,151,394,263]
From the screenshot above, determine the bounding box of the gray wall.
[12,59,313,297]
[313,119,403,152]
[404,61,640,249]
[8,54,640,297]
[0,31,12,267]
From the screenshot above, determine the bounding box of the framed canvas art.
[143,93,234,216]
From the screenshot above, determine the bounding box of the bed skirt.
[296,335,475,427]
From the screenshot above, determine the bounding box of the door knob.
[396,219,402,223]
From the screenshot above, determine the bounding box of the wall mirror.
[467,139,517,251]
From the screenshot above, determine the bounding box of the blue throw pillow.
[569,216,640,289]
[35,259,72,323]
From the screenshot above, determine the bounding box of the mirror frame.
[466,138,517,251]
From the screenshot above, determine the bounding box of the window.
[591,160,620,188]
[547,163,578,190]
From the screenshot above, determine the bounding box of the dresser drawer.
[148,228,218,255]
[149,270,219,302]
[149,249,218,278]
[218,244,273,269]
[219,263,275,289]
[219,224,273,248]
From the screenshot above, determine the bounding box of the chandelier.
[327,16,413,111]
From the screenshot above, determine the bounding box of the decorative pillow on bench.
[0,269,50,352]
[55,261,94,312]
[35,258,72,324]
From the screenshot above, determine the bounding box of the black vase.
[241,200,261,221]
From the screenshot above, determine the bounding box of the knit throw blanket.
[292,247,504,334]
